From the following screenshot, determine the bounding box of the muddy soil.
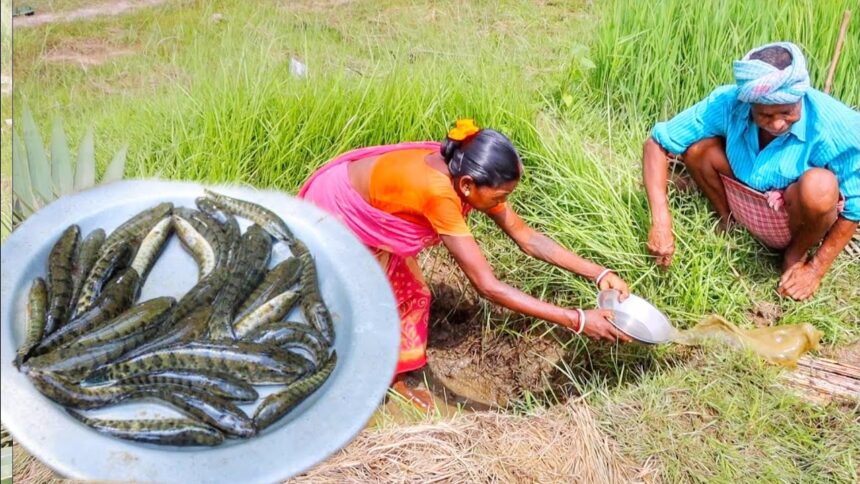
[748,301,783,328]
[418,251,567,408]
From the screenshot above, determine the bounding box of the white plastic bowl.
[0,180,400,483]
[597,289,674,344]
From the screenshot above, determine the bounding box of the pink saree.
[298,142,446,374]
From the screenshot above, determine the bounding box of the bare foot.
[778,261,824,301]
[782,246,808,272]
[391,381,436,413]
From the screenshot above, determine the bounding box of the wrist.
[594,268,613,285]
[652,214,672,229]
[561,309,579,331]
[574,308,586,334]
[807,257,828,276]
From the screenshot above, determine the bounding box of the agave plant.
[8,106,128,230]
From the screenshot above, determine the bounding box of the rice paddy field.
[2,0,859,481]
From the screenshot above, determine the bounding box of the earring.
[464,189,471,196]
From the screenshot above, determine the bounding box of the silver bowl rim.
[596,289,673,344]
[0,179,400,483]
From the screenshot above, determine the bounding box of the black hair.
[440,128,522,187]
[749,45,792,69]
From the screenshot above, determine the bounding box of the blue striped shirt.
[652,85,860,221]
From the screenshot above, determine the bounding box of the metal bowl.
[0,180,401,483]
[596,289,674,344]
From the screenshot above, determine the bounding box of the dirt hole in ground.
[408,251,565,408]
[412,251,663,409]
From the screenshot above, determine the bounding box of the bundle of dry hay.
[11,404,643,483]
[11,444,63,483]
[293,402,645,483]
[10,404,645,483]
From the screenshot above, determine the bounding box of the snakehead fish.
[253,352,337,431]
[118,305,212,363]
[203,188,295,243]
[85,341,308,386]
[68,229,106,316]
[102,202,174,254]
[146,386,255,438]
[14,278,48,368]
[63,297,174,350]
[234,258,302,323]
[109,369,258,402]
[208,225,271,340]
[173,208,230,266]
[197,197,243,266]
[67,410,224,447]
[173,215,217,277]
[73,241,133,317]
[25,298,174,375]
[27,370,156,409]
[45,225,80,334]
[34,269,139,355]
[130,216,173,283]
[291,240,335,345]
[232,290,299,339]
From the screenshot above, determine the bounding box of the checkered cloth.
[720,174,793,249]
[720,174,845,250]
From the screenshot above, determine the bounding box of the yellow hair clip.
[447,119,480,141]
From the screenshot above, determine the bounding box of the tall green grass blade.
[577,0,860,129]
[0,210,13,236]
[101,144,128,183]
[74,128,96,191]
[21,106,52,203]
[12,130,38,217]
[50,117,74,196]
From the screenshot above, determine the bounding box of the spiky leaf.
[74,128,96,191]
[51,117,74,196]
[1,210,13,235]
[101,144,128,183]
[12,129,38,217]
[22,107,52,203]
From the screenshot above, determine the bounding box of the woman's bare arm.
[440,234,631,343]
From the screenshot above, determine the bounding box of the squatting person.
[642,41,860,300]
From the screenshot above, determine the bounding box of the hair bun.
[441,138,461,163]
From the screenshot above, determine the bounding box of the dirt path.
[12,0,168,28]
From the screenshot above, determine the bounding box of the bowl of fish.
[0,180,401,483]
[597,289,675,344]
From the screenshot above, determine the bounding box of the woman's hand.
[598,273,630,301]
[565,309,632,343]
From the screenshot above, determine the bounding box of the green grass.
[571,0,860,128]
[6,0,860,480]
[1,0,12,240]
[595,347,860,482]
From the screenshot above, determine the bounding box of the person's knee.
[682,137,725,172]
[796,168,839,213]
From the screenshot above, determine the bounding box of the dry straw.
[293,402,649,483]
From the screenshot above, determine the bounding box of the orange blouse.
[368,149,505,236]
